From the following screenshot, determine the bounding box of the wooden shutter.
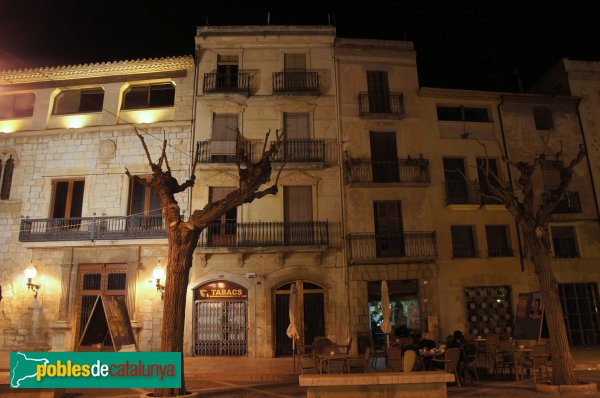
[284,186,313,222]
[369,132,397,160]
[212,114,238,155]
[373,201,403,236]
[284,113,310,139]
[367,71,390,95]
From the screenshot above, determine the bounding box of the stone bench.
[299,371,455,398]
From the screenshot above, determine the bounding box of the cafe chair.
[495,341,515,376]
[348,347,371,373]
[338,336,353,355]
[522,344,551,384]
[298,354,319,374]
[386,345,403,371]
[464,343,480,382]
[431,347,462,387]
[369,336,386,368]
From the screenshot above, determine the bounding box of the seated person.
[417,332,437,350]
[447,330,470,383]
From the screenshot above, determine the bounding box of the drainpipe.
[331,38,351,344]
[188,47,201,219]
[497,96,526,272]
[574,98,600,229]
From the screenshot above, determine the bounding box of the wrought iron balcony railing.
[272,71,319,95]
[196,139,325,164]
[203,72,251,94]
[195,140,254,163]
[452,248,480,258]
[542,191,582,214]
[487,247,514,257]
[273,139,325,163]
[358,92,405,117]
[19,217,329,248]
[19,215,166,242]
[345,158,430,184]
[348,232,437,263]
[198,221,328,247]
[445,180,481,205]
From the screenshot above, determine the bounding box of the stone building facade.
[1,26,599,358]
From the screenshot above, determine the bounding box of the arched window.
[0,150,16,200]
[52,88,104,115]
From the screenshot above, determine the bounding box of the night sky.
[0,0,598,91]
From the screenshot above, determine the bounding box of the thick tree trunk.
[523,225,577,385]
[153,226,200,397]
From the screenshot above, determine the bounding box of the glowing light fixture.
[24,263,41,298]
[153,261,165,299]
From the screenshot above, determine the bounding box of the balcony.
[196,139,326,164]
[195,140,254,163]
[348,232,437,264]
[445,180,480,207]
[198,221,328,247]
[542,191,582,214]
[272,71,319,95]
[19,215,166,242]
[487,247,514,257]
[19,216,329,248]
[203,72,250,95]
[358,92,405,118]
[452,248,480,259]
[345,158,430,185]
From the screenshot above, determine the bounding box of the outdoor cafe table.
[513,347,533,380]
[317,353,350,373]
[417,349,445,370]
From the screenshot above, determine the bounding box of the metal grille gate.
[194,300,247,356]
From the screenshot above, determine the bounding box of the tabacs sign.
[195,281,248,300]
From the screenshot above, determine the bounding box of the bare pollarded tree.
[126,128,285,397]
[477,140,586,385]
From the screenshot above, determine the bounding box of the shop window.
[0,93,35,119]
[465,285,513,336]
[122,82,175,110]
[53,88,104,114]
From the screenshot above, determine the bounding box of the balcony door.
[51,179,85,229]
[209,187,237,246]
[370,132,399,182]
[217,55,239,90]
[128,176,162,230]
[367,71,390,113]
[443,157,468,203]
[477,158,501,204]
[374,201,404,257]
[211,114,238,162]
[284,186,313,245]
[283,113,310,161]
[284,53,307,90]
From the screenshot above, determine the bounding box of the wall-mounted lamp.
[24,264,41,298]
[153,261,165,299]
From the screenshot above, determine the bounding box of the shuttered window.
[0,153,14,200]
[211,114,238,156]
[451,225,477,258]
[52,179,85,219]
[551,226,580,258]
[284,54,306,71]
[284,186,313,222]
[283,113,310,139]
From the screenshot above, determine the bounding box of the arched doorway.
[193,280,248,356]
[274,280,325,356]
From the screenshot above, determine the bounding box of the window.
[0,93,35,119]
[465,286,513,336]
[121,83,175,110]
[551,226,580,258]
[533,107,554,130]
[208,187,237,246]
[451,225,477,258]
[217,55,239,89]
[283,113,310,139]
[128,176,162,229]
[53,88,104,114]
[373,201,404,257]
[486,225,513,257]
[370,132,399,183]
[0,151,15,200]
[211,114,238,160]
[436,106,490,122]
[476,158,502,204]
[367,71,391,113]
[284,54,306,71]
[51,179,85,219]
[284,186,314,245]
[541,160,561,191]
[444,157,470,204]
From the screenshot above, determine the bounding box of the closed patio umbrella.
[287,281,300,370]
[381,280,392,348]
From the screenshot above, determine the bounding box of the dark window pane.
[123,86,149,109]
[79,89,104,112]
[451,225,476,257]
[437,106,463,121]
[52,182,69,218]
[107,273,126,290]
[533,107,554,130]
[83,273,101,290]
[71,181,85,218]
[149,84,175,107]
[463,107,489,122]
